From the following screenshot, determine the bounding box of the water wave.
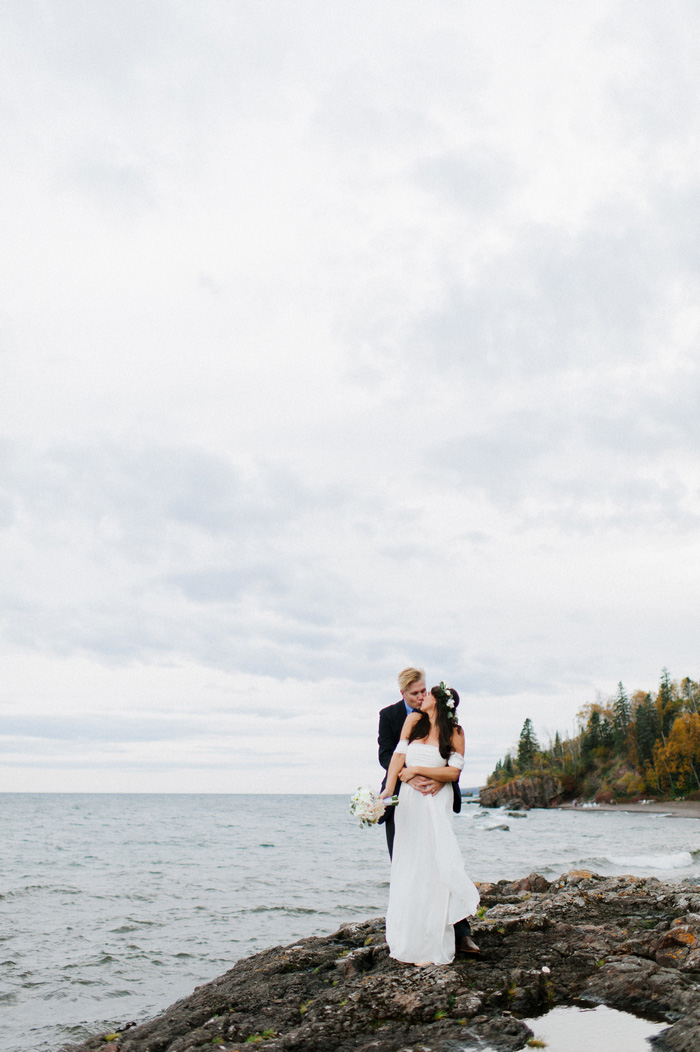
[0,884,80,899]
[248,905,320,915]
[588,851,695,870]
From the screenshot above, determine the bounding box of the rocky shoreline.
[479,776,564,810]
[65,871,700,1052]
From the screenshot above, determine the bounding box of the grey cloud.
[548,484,700,534]
[409,157,700,396]
[604,7,700,143]
[0,755,312,770]
[60,160,158,214]
[0,594,173,660]
[0,435,368,676]
[646,183,700,289]
[198,272,225,297]
[415,209,665,381]
[5,1,336,128]
[11,0,178,88]
[459,665,559,697]
[0,441,319,663]
[165,565,351,648]
[3,427,658,688]
[169,568,289,604]
[0,711,301,745]
[0,492,14,529]
[645,383,700,448]
[0,573,603,696]
[438,413,554,499]
[0,418,693,693]
[414,148,519,213]
[377,541,443,561]
[311,86,432,155]
[0,716,194,743]
[0,442,320,552]
[434,416,698,533]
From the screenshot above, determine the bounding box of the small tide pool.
[522,1004,667,1051]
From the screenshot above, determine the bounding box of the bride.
[379,682,480,965]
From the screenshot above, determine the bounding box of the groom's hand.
[411,776,441,795]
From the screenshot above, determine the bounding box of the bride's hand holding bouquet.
[350,786,398,827]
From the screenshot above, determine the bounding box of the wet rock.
[64,872,700,1052]
[656,926,698,968]
[502,798,529,811]
[479,776,564,809]
[653,1006,700,1051]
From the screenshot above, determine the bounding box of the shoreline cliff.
[65,871,700,1052]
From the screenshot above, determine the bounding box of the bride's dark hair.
[408,684,461,759]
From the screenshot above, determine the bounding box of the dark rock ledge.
[66,871,700,1052]
[479,775,563,810]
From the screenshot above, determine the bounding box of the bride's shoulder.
[450,725,465,747]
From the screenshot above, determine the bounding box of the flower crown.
[438,680,458,722]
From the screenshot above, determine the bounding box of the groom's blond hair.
[398,667,426,693]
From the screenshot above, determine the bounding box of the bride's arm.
[380,749,407,798]
[379,712,420,798]
[401,764,459,783]
[401,727,465,784]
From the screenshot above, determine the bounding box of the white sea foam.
[606,851,694,870]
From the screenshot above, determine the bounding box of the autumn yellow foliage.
[653,714,700,794]
[489,671,700,800]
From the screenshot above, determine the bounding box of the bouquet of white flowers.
[349,786,398,827]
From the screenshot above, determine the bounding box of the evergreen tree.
[582,709,601,756]
[612,682,631,749]
[657,667,680,737]
[488,669,699,802]
[600,715,615,750]
[681,678,700,715]
[636,693,662,766]
[554,730,562,763]
[517,718,539,770]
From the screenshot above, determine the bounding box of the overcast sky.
[1,1,699,793]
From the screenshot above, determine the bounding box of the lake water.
[2,794,699,1052]
[522,1004,666,1052]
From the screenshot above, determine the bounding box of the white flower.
[439,680,457,718]
[349,786,397,827]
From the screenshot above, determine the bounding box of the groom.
[378,666,480,955]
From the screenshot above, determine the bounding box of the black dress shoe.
[456,935,480,955]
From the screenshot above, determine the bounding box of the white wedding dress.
[385,741,480,964]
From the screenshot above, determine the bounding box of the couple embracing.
[378,667,480,966]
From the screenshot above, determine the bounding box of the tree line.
[488,669,700,801]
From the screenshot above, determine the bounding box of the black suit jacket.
[378,699,462,814]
